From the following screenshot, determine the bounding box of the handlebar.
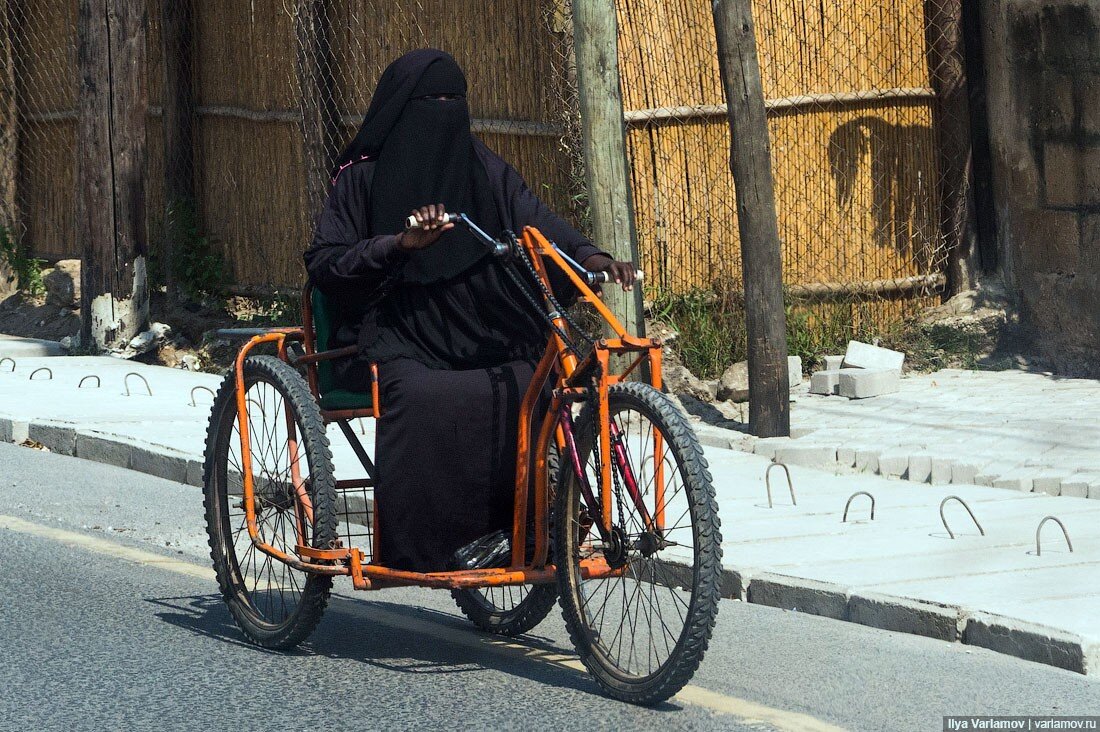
[404,211,644,286]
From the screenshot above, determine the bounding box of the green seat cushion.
[319,388,374,411]
[311,287,373,412]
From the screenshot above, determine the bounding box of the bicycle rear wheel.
[554,382,722,705]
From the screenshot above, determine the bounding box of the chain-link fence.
[2,0,971,362]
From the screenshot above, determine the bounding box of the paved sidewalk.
[690,369,1100,499]
[0,356,1097,675]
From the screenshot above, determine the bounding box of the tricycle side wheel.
[203,355,339,650]
[451,448,560,636]
[554,382,723,705]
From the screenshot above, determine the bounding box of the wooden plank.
[712,0,789,438]
[573,0,645,339]
[77,0,149,349]
[160,0,195,300]
[293,0,341,221]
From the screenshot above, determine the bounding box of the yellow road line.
[0,513,846,732]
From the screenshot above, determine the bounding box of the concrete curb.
[2,411,1097,677]
[691,422,1100,500]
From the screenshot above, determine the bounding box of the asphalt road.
[1,441,1098,732]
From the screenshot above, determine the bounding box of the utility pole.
[572,0,645,341]
[712,0,790,437]
[77,0,149,350]
[161,0,195,301]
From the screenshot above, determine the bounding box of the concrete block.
[963,612,1097,675]
[747,573,848,620]
[842,341,904,372]
[849,592,960,641]
[809,370,841,395]
[878,450,910,479]
[837,369,900,399]
[930,458,954,485]
[131,446,190,485]
[752,437,790,460]
[1031,472,1069,496]
[772,444,837,470]
[822,355,844,371]
[951,462,981,485]
[1057,474,1093,499]
[993,470,1034,492]
[185,459,205,488]
[854,449,880,474]
[836,446,857,468]
[27,423,75,455]
[907,454,933,483]
[0,336,66,358]
[787,356,803,387]
[74,433,131,470]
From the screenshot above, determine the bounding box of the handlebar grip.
[405,212,459,230]
[586,269,645,285]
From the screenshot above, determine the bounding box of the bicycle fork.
[557,404,659,547]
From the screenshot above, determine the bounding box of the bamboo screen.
[616,0,954,320]
[5,0,962,318]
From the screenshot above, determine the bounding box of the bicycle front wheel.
[554,382,722,705]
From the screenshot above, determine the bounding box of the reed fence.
[2,0,970,338]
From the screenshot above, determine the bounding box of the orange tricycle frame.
[230,225,665,592]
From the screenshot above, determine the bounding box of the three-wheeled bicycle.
[202,215,723,705]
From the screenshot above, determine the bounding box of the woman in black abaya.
[304,50,636,572]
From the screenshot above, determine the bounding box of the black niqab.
[335,49,500,283]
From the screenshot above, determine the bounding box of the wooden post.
[293,0,341,222]
[160,0,194,300]
[77,0,149,350]
[0,0,18,298]
[924,0,974,295]
[712,0,790,437]
[572,0,645,340]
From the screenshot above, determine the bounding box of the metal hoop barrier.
[842,491,875,522]
[1035,516,1073,556]
[0,357,15,372]
[765,462,796,508]
[123,372,153,397]
[939,495,985,540]
[78,375,101,389]
[189,386,216,407]
[28,367,52,381]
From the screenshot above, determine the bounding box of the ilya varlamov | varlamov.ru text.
[944,718,1100,731]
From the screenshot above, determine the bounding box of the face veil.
[334,49,502,284]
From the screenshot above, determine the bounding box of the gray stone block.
[842,341,904,371]
[930,458,954,485]
[951,462,981,485]
[993,470,1034,492]
[855,449,880,474]
[27,423,75,455]
[752,437,790,460]
[0,336,66,358]
[836,446,857,468]
[787,356,803,388]
[878,450,909,479]
[185,459,205,488]
[1032,473,1068,496]
[823,355,844,370]
[849,593,960,641]
[907,454,933,483]
[131,446,190,484]
[809,370,841,395]
[838,369,900,399]
[747,573,849,620]
[1057,475,1092,499]
[963,612,1098,675]
[74,433,131,470]
[773,444,837,470]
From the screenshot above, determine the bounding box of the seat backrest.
[310,286,338,395]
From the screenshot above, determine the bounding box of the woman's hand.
[581,254,638,292]
[397,204,454,251]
